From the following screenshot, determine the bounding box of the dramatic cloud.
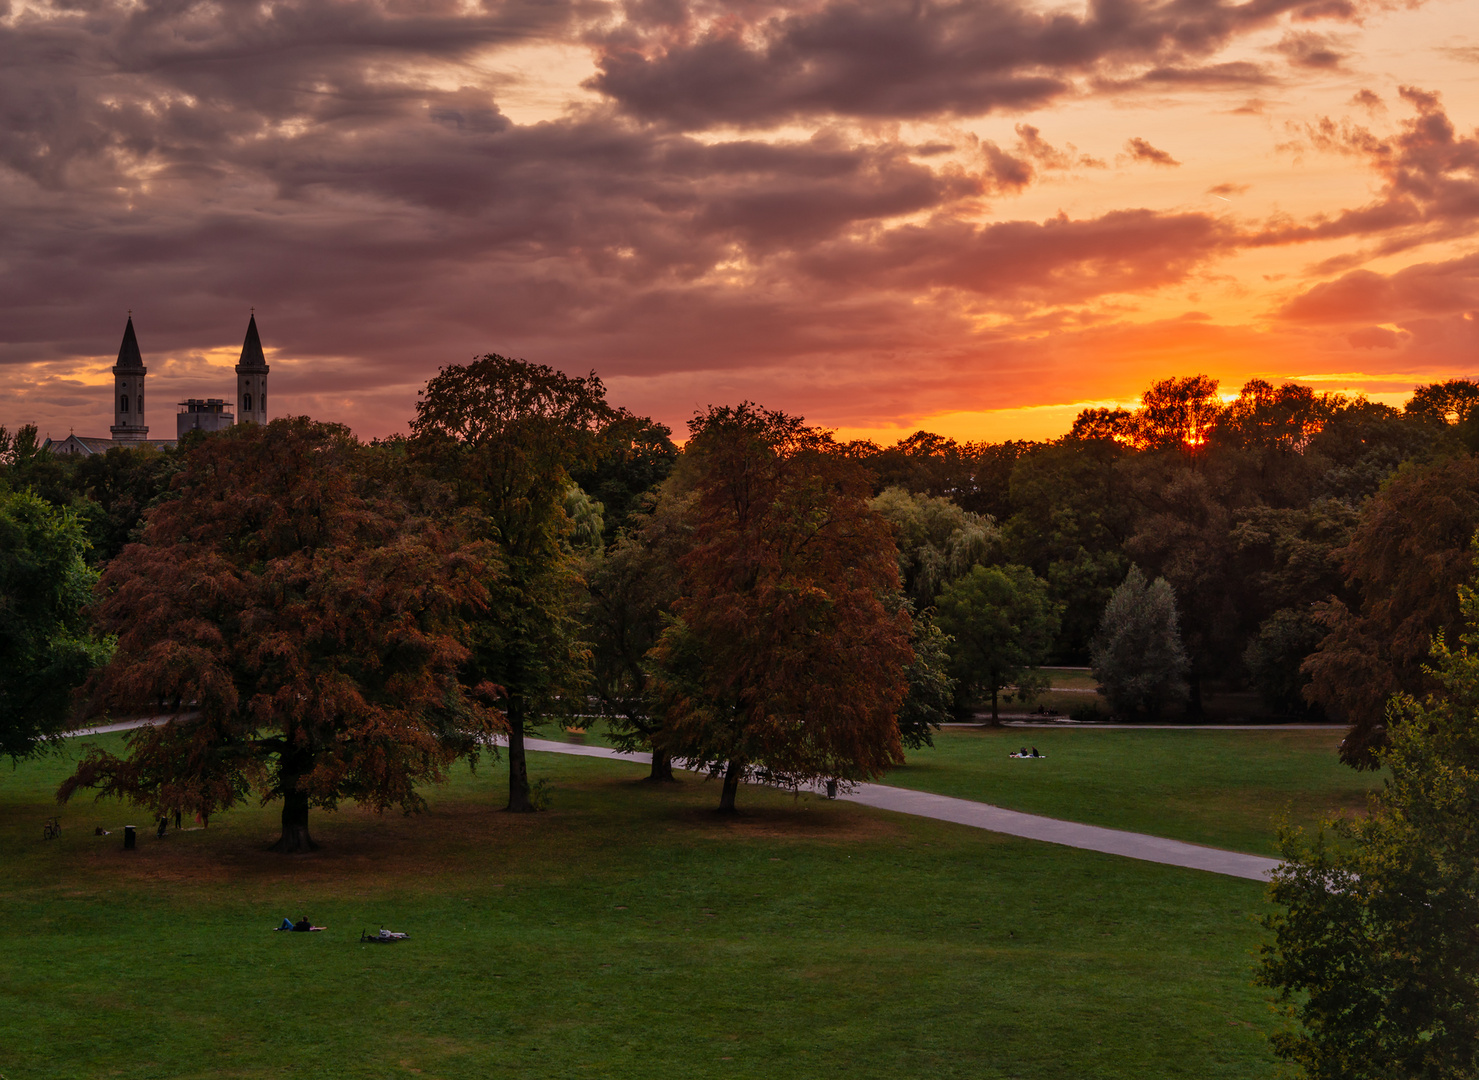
[587,0,1371,128]
[0,0,1476,443]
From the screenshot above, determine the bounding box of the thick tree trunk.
[990,686,1001,726]
[717,759,743,813]
[646,748,676,783]
[270,784,317,853]
[505,695,535,813]
[1187,673,1205,720]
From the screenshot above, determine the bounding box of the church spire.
[237,312,268,371]
[110,314,148,440]
[235,312,270,425]
[116,314,143,369]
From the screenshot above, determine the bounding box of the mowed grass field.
[3,733,1283,1080]
[556,721,1383,857]
[886,726,1382,857]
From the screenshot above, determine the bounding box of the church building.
[46,314,272,456]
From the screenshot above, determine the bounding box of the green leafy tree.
[1245,608,1327,716]
[0,424,78,509]
[1004,438,1132,662]
[860,432,1029,520]
[897,606,955,748]
[410,354,614,812]
[1089,566,1189,720]
[563,483,606,555]
[649,405,912,812]
[0,490,112,759]
[935,564,1059,722]
[58,419,498,851]
[570,409,679,544]
[581,487,692,782]
[869,486,1000,606]
[1259,570,1479,1078]
[70,443,181,565]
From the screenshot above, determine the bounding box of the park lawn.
[551,721,1381,856]
[1039,667,1098,690]
[1,734,1279,1080]
[885,726,1382,857]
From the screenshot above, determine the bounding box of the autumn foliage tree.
[650,405,913,812]
[1303,455,1479,766]
[58,419,500,852]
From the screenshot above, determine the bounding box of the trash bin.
[825,780,837,799]
[123,825,136,850]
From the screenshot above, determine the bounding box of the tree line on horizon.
[4,361,1479,1078]
[5,369,1479,794]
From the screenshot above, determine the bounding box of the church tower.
[234,312,270,425]
[110,314,148,441]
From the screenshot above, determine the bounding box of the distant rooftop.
[178,398,234,413]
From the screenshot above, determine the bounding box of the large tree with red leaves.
[59,419,500,852]
[650,405,912,812]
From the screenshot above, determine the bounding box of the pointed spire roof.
[236,313,269,372]
[115,315,143,369]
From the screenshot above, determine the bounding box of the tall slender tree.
[1090,566,1189,720]
[410,355,613,811]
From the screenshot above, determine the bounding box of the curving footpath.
[64,721,1280,883]
[514,736,1280,882]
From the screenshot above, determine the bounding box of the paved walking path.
[955,721,1345,731]
[515,737,1280,882]
[64,719,1280,883]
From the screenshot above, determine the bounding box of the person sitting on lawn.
[1030,747,1040,758]
[292,916,326,932]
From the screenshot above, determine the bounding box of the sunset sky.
[3,0,1478,445]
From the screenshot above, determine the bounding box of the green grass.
[2,734,1281,1079]
[555,720,1381,856]
[1039,667,1098,690]
[885,726,1381,856]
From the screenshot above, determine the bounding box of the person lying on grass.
[1008,748,1046,759]
[274,917,326,932]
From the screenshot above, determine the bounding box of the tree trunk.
[990,685,1000,725]
[646,747,676,783]
[1187,673,1204,720]
[505,695,535,813]
[717,759,744,813]
[270,784,317,853]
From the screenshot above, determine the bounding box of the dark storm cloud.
[586,0,1368,129]
[0,0,588,191]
